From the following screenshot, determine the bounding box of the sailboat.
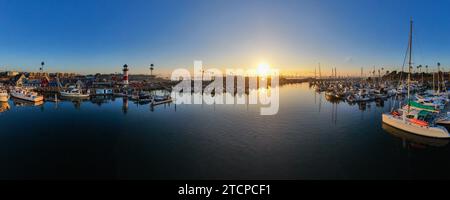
[382,19,450,138]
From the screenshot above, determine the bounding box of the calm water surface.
[1,83,450,179]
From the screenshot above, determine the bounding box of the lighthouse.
[122,64,129,85]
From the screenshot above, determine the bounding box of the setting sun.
[257,63,271,77]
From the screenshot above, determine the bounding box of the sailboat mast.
[319,63,321,80]
[407,18,413,109]
[442,67,445,92]
[438,63,441,94]
[315,66,317,80]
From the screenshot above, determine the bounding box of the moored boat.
[382,110,449,138]
[10,87,44,102]
[381,19,450,139]
[60,86,90,98]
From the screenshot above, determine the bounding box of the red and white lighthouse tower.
[122,64,129,85]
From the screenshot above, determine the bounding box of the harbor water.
[1,83,450,179]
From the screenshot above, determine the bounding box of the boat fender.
[410,118,428,127]
[391,111,400,116]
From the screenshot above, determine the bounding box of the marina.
[3,0,450,184]
[3,83,450,179]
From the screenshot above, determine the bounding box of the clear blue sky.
[1,0,450,76]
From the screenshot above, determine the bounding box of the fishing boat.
[60,86,90,98]
[382,19,450,138]
[0,89,9,102]
[10,87,44,102]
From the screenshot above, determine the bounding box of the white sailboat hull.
[382,114,450,138]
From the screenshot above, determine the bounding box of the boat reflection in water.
[324,94,342,104]
[90,95,114,106]
[375,99,384,107]
[382,123,450,148]
[0,102,10,113]
[70,99,85,110]
[12,98,44,107]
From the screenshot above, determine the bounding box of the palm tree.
[417,65,423,84]
[438,63,441,75]
[150,64,154,76]
[415,65,420,80]
[438,62,442,76]
[438,62,441,75]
